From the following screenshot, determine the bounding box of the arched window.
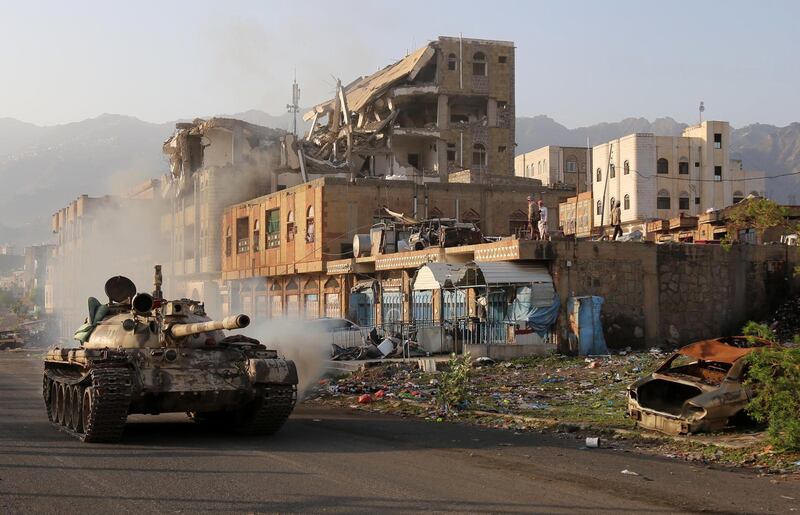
[610,197,616,211]
[472,51,486,76]
[225,226,232,256]
[657,158,669,174]
[596,200,602,215]
[679,191,690,210]
[537,161,541,175]
[623,194,630,210]
[447,53,457,71]
[305,206,315,243]
[610,163,616,178]
[657,189,671,210]
[472,143,486,168]
[623,160,630,175]
[733,191,744,204]
[286,210,295,242]
[596,168,602,182]
[252,219,261,252]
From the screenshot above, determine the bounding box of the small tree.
[745,347,800,451]
[724,198,789,245]
[438,352,473,413]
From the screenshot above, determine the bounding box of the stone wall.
[550,241,800,349]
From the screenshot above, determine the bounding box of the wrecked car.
[627,336,773,435]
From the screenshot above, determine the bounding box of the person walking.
[537,200,549,241]
[527,195,540,240]
[611,201,623,240]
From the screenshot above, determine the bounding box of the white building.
[591,121,766,233]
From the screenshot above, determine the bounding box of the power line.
[595,167,800,184]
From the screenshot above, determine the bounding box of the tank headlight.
[122,319,136,331]
[164,349,178,362]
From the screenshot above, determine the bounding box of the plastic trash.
[357,394,373,404]
[620,469,639,476]
[585,437,600,448]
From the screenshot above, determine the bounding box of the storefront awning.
[351,279,377,293]
[470,261,555,307]
[413,263,467,290]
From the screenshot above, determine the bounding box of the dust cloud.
[247,318,331,400]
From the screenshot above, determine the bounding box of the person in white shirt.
[537,200,549,241]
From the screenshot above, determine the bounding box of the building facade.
[558,191,594,238]
[515,145,591,193]
[591,121,766,234]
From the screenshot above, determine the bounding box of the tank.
[42,265,298,442]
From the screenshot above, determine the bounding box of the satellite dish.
[104,276,137,303]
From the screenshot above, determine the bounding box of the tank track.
[43,366,132,443]
[235,384,297,435]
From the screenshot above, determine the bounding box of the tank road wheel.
[232,385,297,436]
[56,383,67,426]
[43,375,53,422]
[81,387,94,435]
[69,386,83,432]
[49,381,60,423]
[62,384,73,429]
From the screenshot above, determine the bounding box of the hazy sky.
[1,0,798,128]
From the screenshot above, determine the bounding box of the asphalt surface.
[0,352,798,514]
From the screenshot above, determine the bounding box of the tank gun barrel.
[169,314,250,338]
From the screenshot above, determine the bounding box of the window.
[252,219,261,252]
[623,194,630,210]
[596,200,602,215]
[657,158,669,174]
[225,226,232,257]
[733,191,744,204]
[472,143,486,167]
[236,217,249,253]
[714,133,722,149]
[472,51,486,76]
[596,168,602,182]
[407,153,420,169]
[266,209,280,248]
[695,162,700,168]
[497,100,508,110]
[447,143,457,162]
[498,55,507,64]
[679,161,689,175]
[324,293,340,318]
[623,160,630,175]
[679,191,690,210]
[610,164,616,178]
[610,197,616,210]
[695,197,701,205]
[286,210,295,241]
[305,206,315,243]
[566,160,577,173]
[714,166,722,181]
[447,53,457,71]
[498,145,506,153]
[657,190,671,210]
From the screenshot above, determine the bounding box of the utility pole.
[286,70,300,136]
[600,143,613,238]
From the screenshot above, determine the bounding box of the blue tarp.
[567,296,608,355]
[510,286,561,337]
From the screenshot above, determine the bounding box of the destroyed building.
[281,36,516,182]
[161,118,286,310]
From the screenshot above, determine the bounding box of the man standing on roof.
[537,200,549,241]
[527,195,540,240]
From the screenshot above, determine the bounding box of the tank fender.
[246,358,298,386]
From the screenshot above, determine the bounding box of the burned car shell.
[627,336,772,435]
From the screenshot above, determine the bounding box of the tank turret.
[42,265,298,443]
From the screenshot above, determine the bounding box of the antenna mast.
[287,70,300,136]
[699,101,705,125]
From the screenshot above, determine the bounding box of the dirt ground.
[308,351,800,477]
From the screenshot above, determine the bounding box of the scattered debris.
[585,437,600,448]
[620,469,639,476]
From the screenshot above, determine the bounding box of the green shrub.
[741,320,776,341]
[745,347,800,451]
[438,352,472,412]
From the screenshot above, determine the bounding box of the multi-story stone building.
[286,36,516,182]
[591,121,766,234]
[558,192,594,238]
[515,145,591,193]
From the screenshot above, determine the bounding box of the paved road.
[0,352,797,514]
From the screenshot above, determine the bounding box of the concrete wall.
[551,241,800,349]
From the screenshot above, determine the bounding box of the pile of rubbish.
[315,362,438,404]
[769,295,800,342]
[330,328,428,361]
